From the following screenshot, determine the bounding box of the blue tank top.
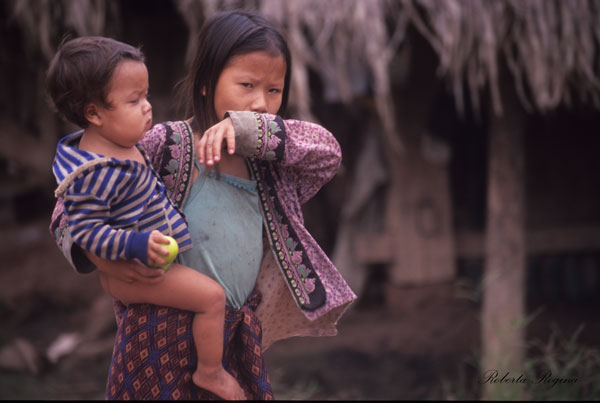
[178,161,263,309]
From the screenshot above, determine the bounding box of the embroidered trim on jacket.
[250,159,326,311]
[254,114,285,161]
[159,122,194,209]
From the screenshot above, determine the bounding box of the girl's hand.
[147,230,170,267]
[84,250,165,284]
[197,117,236,166]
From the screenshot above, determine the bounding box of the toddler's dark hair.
[46,36,145,128]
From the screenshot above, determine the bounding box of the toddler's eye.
[269,88,282,94]
[241,83,253,89]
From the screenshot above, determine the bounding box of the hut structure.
[2,0,600,399]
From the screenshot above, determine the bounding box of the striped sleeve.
[62,165,152,265]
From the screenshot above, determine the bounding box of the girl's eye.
[269,88,282,94]
[241,83,253,89]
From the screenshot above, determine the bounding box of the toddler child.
[47,36,245,401]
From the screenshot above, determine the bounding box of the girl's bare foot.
[192,365,246,400]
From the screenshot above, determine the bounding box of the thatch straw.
[407,0,600,114]
[8,0,116,60]
[10,0,600,125]
[178,0,600,150]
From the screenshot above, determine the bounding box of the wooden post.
[481,86,526,399]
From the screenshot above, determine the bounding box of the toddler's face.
[96,60,152,147]
[213,50,286,120]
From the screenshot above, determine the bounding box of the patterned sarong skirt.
[105,291,273,400]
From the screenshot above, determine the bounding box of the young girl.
[47,36,245,401]
[49,11,357,400]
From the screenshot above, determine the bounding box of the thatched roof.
[8,0,119,60]
[408,0,600,115]
[7,0,600,149]
[179,0,600,150]
[11,0,600,116]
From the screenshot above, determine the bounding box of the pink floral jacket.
[50,111,356,349]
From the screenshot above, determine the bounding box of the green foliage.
[441,323,600,400]
[524,324,600,400]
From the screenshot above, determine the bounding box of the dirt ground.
[0,220,598,400]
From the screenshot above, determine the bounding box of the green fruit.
[159,236,178,271]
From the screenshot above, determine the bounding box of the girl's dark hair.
[46,36,145,128]
[181,10,291,134]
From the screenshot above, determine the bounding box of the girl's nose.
[250,91,267,113]
[144,99,152,113]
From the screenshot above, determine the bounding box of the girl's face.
[213,50,286,120]
[94,60,152,147]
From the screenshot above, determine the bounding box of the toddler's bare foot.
[192,365,246,400]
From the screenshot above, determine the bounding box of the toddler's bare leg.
[99,264,246,400]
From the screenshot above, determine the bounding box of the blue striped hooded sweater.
[52,131,192,266]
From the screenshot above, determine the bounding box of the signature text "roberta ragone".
[480,370,578,389]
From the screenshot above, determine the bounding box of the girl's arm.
[85,250,165,284]
[199,111,342,205]
[268,115,341,205]
[138,123,169,171]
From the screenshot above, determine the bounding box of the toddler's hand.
[147,230,170,267]
[197,117,236,166]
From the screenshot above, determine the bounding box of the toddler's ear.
[84,103,102,127]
